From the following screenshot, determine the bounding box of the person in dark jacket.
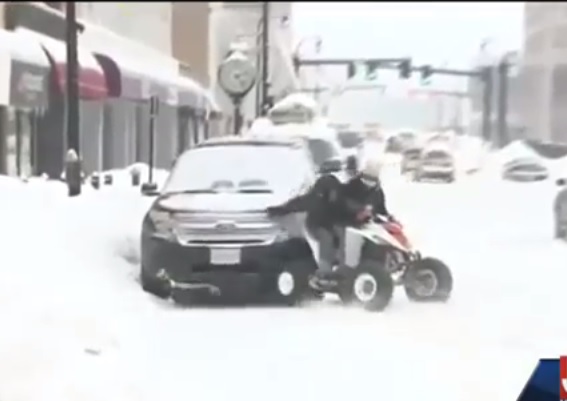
[266,173,344,280]
[342,161,395,225]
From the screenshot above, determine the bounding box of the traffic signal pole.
[294,56,495,143]
[295,58,411,67]
[496,60,509,147]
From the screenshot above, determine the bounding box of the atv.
[271,214,454,312]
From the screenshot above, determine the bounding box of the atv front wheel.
[404,257,453,302]
[267,260,312,306]
[338,262,394,312]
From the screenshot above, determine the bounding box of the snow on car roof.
[198,135,300,148]
[271,93,318,112]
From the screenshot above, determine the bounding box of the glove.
[266,206,286,217]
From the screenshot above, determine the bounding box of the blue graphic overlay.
[517,359,559,401]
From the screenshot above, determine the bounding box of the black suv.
[140,137,320,303]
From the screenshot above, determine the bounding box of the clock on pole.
[217,49,258,135]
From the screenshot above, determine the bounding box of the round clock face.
[218,57,257,97]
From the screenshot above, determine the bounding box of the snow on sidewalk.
[0,177,156,401]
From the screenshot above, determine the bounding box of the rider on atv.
[266,170,345,283]
[342,160,397,226]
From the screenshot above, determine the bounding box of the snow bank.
[0,174,158,401]
[86,163,170,189]
[495,140,541,164]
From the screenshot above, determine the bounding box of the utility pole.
[260,1,270,115]
[496,59,509,148]
[481,67,493,144]
[65,1,81,197]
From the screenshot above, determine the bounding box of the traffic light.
[366,61,378,80]
[420,65,433,85]
[399,59,411,79]
[347,62,356,79]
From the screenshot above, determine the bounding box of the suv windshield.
[337,131,363,149]
[307,138,340,167]
[163,144,308,193]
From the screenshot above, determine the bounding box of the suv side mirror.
[319,158,342,174]
[556,178,566,186]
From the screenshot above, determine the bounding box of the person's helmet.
[359,161,381,189]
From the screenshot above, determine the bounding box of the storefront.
[0,29,49,177]
[177,76,207,156]
[94,52,149,170]
[14,27,108,178]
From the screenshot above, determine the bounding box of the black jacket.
[270,174,344,229]
[341,176,390,224]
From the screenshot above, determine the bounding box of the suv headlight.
[148,209,175,239]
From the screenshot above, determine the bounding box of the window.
[162,144,307,193]
[508,164,545,173]
[337,131,363,149]
[44,2,62,10]
[306,138,340,167]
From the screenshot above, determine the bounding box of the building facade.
[0,2,220,178]
[171,2,210,86]
[523,2,567,143]
[76,2,173,56]
[467,49,525,144]
[209,2,299,127]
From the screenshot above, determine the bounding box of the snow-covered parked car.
[554,178,567,239]
[139,136,321,303]
[400,147,422,175]
[502,158,549,182]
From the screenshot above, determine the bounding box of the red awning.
[15,28,108,100]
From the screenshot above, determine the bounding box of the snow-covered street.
[1,158,566,401]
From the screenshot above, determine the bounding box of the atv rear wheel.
[404,257,453,302]
[338,261,394,312]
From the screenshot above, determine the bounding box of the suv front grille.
[173,212,278,245]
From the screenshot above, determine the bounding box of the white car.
[502,158,549,182]
[414,146,456,183]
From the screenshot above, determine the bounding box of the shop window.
[44,2,62,10]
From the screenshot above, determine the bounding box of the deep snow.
[0,154,566,401]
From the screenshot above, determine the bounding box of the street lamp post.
[65,1,82,197]
[260,1,270,115]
